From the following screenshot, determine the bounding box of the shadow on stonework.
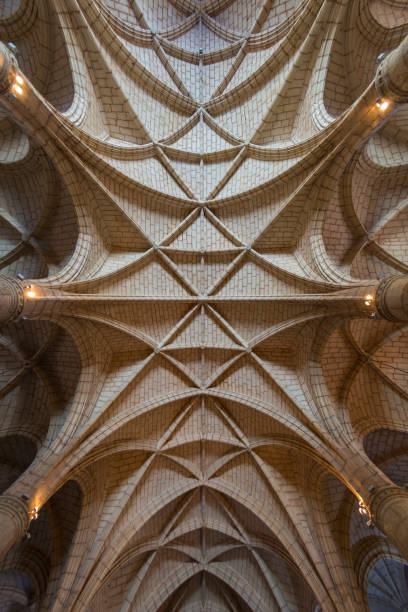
[367,557,408,611]
[0,479,82,611]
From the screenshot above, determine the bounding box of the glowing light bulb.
[376,98,389,111]
[30,506,39,521]
[365,295,373,301]
[358,499,373,526]
[15,74,23,85]
[26,290,35,298]
[12,83,23,95]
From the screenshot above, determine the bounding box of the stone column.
[375,275,408,321]
[369,486,408,560]
[0,41,18,97]
[0,496,30,559]
[375,35,408,103]
[0,275,24,325]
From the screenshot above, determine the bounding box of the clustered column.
[0,496,30,559]
[369,486,408,561]
[370,274,408,560]
[0,275,29,557]
[0,274,25,325]
[375,34,408,104]
[375,275,408,322]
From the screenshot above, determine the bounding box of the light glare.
[376,98,389,111]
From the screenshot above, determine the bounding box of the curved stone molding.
[0,1,408,609]
[0,41,18,97]
[0,495,29,560]
[375,275,408,321]
[375,34,408,103]
[369,486,408,561]
[0,275,24,325]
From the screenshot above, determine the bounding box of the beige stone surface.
[0,0,407,610]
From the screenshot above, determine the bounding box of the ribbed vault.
[0,0,407,610]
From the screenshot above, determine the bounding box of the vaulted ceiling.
[0,0,408,610]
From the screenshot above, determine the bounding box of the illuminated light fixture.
[15,74,23,85]
[364,294,373,306]
[376,98,389,111]
[12,83,23,95]
[358,499,373,527]
[25,284,36,298]
[30,506,39,521]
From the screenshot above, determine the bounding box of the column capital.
[375,35,408,104]
[0,275,24,325]
[0,495,30,560]
[375,275,408,322]
[369,485,408,560]
[0,42,18,97]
